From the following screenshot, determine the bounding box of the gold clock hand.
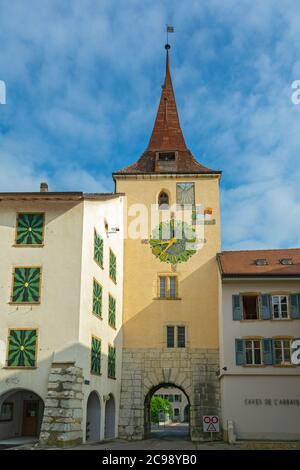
[161,238,177,255]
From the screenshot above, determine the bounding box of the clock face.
[149,219,197,264]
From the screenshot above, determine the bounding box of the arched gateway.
[0,388,44,440]
[144,383,190,439]
[86,391,101,442]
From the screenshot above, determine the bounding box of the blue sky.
[1,0,300,250]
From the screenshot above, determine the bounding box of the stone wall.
[39,362,84,447]
[119,348,220,441]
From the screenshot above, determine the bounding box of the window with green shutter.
[16,213,45,245]
[108,345,116,379]
[108,294,116,328]
[109,249,117,283]
[11,267,41,303]
[7,329,37,368]
[91,336,101,375]
[94,230,103,268]
[93,279,102,318]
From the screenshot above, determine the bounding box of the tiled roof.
[217,249,300,278]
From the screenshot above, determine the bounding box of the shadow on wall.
[122,255,219,348]
[0,341,121,444]
[119,255,221,440]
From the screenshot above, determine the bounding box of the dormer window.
[159,152,175,161]
[280,258,293,265]
[255,259,268,266]
[158,191,169,210]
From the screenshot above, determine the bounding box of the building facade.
[114,45,221,441]
[0,191,124,446]
[1,45,299,446]
[218,249,300,440]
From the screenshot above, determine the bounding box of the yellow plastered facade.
[115,174,221,350]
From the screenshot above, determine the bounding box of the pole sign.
[203,415,220,432]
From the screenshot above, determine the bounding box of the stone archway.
[104,394,115,439]
[144,383,191,439]
[0,388,44,440]
[86,391,101,442]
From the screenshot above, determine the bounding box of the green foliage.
[150,396,173,424]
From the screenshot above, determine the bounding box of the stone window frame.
[271,294,290,320]
[272,336,294,367]
[243,336,263,366]
[164,323,187,349]
[157,274,179,299]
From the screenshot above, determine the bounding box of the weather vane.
[166,24,174,47]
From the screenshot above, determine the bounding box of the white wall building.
[218,249,300,441]
[0,188,124,446]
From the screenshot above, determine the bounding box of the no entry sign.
[203,415,220,432]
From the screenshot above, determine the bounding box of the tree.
[150,396,173,424]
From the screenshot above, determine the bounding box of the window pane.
[275,339,291,365]
[254,347,261,364]
[160,277,166,298]
[167,326,174,348]
[243,296,259,320]
[169,277,176,298]
[177,326,185,348]
[280,297,288,318]
[273,304,279,318]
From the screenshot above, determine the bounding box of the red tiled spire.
[113,45,221,176]
[147,44,187,151]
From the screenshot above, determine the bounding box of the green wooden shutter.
[260,294,271,320]
[232,295,242,320]
[235,339,245,365]
[263,338,273,365]
[290,294,300,319]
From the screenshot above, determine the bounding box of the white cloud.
[0,0,300,249]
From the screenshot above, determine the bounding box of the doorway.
[86,391,101,442]
[22,400,39,436]
[144,383,190,440]
[104,394,115,439]
[0,389,44,441]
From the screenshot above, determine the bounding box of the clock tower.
[113,44,222,440]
